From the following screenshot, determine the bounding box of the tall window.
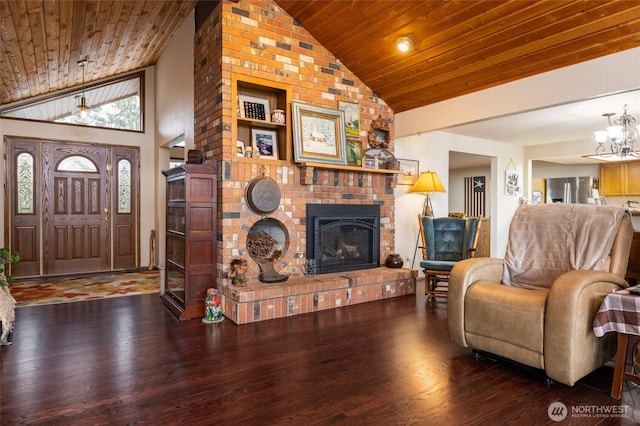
[17,153,34,214]
[118,159,132,214]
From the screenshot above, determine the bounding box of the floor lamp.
[409,171,446,268]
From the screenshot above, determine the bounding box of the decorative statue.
[229,259,248,287]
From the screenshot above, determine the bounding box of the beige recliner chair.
[448,203,633,386]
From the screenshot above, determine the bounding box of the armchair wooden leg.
[425,272,450,302]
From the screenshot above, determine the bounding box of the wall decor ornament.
[367,115,390,149]
[505,159,520,196]
[292,101,347,165]
[363,147,395,169]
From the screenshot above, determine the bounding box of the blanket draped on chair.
[502,204,630,289]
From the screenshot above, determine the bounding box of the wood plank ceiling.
[0,0,197,106]
[1,1,640,114]
[276,0,640,113]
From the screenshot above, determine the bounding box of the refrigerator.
[545,176,598,204]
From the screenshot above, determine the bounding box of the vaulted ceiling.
[277,0,640,113]
[2,0,640,115]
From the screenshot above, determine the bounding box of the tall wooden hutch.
[162,159,217,320]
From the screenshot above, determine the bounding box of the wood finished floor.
[0,280,632,425]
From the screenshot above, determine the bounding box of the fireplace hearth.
[306,204,380,275]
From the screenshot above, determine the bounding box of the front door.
[43,143,110,275]
[6,138,139,278]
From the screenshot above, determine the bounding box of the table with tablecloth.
[593,287,640,399]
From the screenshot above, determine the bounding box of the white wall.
[154,11,195,281]
[531,161,599,179]
[0,67,156,268]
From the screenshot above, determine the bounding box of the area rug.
[10,270,160,307]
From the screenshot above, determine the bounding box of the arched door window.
[57,155,98,172]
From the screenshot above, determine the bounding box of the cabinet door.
[626,163,640,195]
[600,164,625,196]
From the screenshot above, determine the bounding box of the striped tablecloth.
[593,287,640,337]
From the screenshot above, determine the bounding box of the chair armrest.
[448,257,505,347]
[545,270,629,385]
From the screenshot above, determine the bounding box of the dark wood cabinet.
[162,160,217,320]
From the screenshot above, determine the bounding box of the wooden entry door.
[43,144,110,275]
[6,139,139,278]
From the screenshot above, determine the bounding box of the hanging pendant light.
[74,59,93,124]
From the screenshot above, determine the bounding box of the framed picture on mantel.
[291,101,347,165]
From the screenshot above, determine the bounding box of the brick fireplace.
[191,0,412,324]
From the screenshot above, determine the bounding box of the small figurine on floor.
[202,288,223,324]
[229,259,248,287]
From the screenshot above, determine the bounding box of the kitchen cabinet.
[626,162,640,195]
[599,162,640,196]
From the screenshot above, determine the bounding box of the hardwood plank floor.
[0,280,634,425]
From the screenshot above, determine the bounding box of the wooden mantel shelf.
[297,162,401,174]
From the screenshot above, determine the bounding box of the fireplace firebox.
[306,204,380,275]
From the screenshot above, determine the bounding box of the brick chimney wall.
[194,0,398,283]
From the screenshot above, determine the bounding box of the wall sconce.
[396,36,414,53]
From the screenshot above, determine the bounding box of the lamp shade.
[409,171,446,194]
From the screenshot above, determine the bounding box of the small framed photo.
[346,140,362,166]
[236,140,246,157]
[397,159,419,185]
[251,128,278,160]
[239,95,271,121]
[363,157,377,169]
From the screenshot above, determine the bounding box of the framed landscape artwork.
[397,159,419,185]
[346,140,362,166]
[338,101,360,139]
[291,101,347,165]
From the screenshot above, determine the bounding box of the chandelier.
[593,104,639,159]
